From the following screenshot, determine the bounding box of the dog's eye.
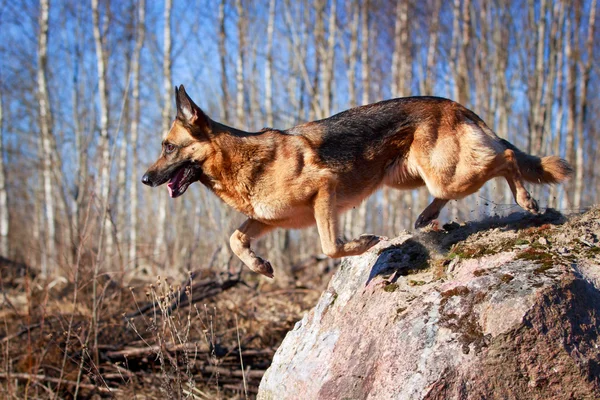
[165,143,176,153]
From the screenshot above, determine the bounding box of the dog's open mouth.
[167,164,198,198]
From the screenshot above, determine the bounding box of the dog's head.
[141,85,212,198]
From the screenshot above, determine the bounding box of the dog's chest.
[249,200,288,221]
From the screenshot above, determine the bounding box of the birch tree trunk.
[0,93,8,257]
[154,0,172,264]
[265,0,275,127]
[72,4,87,262]
[449,0,461,101]
[346,1,359,108]
[236,0,245,125]
[528,0,547,155]
[92,0,112,258]
[563,8,577,209]
[343,1,359,237]
[38,0,55,275]
[422,0,441,95]
[573,0,596,209]
[360,0,370,107]
[116,78,130,266]
[218,0,230,122]
[129,0,145,268]
[321,0,336,116]
[549,3,566,208]
[356,0,370,236]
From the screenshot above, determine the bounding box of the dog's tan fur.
[143,86,573,278]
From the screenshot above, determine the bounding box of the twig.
[0,372,121,394]
[0,323,41,343]
[105,341,210,359]
[235,314,248,400]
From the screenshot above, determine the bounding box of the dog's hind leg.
[415,198,449,229]
[500,149,539,214]
[230,219,275,278]
[314,181,385,258]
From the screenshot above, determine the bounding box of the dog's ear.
[175,85,209,130]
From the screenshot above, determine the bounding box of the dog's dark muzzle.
[141,168,170,187]
[141,171,155,187]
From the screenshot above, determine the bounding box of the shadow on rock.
[418,208,568,252]
[367,238,430,285]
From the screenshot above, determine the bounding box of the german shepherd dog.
[142,85,572,278]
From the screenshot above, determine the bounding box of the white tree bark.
[346,1,359,108]
[38,0,55,275]
[422,0,441,95]
[92,0,113,258]
[321,0,336,116]
[129,0,145,268]
[236,0,245,125]
[155,0,172,263]
[528,0,547,154]
[218,0,230,122]
[563,10,576,209]
[0,93,8,257]
[573,0,596,209]
[265,0,275,127]
[360,0,370,106]
[549,2,566,208]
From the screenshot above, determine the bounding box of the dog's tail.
[500,139,573,184]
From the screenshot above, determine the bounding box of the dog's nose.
[141,173,152,186]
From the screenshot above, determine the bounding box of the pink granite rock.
[259,209,600,400]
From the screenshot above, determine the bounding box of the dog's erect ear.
[175,85,209,129]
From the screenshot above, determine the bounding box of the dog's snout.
[141,172,153,186]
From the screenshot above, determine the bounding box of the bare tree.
[72,2,88,261]
[236,0,245,125]
[265,0,276,127]
[319,0,337,116]
[129,0,145,268]
[0,92,8,257]
[421,0,441,95]
[38,0,55,275]
[155,0,172,264]
[360,0,370,106]
[573,0,597,208]
[563,5,578,209]
[346,1,359,108]
[356,0,370,236]
[92,0,112,257]
[528,0,548,154]
[218,0,230,122]
[391,0,409,97]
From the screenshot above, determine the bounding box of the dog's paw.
[414,215,436,230]
[250,257,274,279]
[518,192,539,215]
[359,234,387,249]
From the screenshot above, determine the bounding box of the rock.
[258,208,600,400]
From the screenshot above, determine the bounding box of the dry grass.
[0,255,332,399]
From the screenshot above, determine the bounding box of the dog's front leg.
[314,183,385,258]
[230,219,275,278]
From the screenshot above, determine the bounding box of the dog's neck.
[197,119,272,215]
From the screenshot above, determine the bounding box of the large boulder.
[258,208,600,399]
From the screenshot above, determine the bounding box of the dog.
[142,85,573,278]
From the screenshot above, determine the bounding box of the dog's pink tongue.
[167,168,186,198]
